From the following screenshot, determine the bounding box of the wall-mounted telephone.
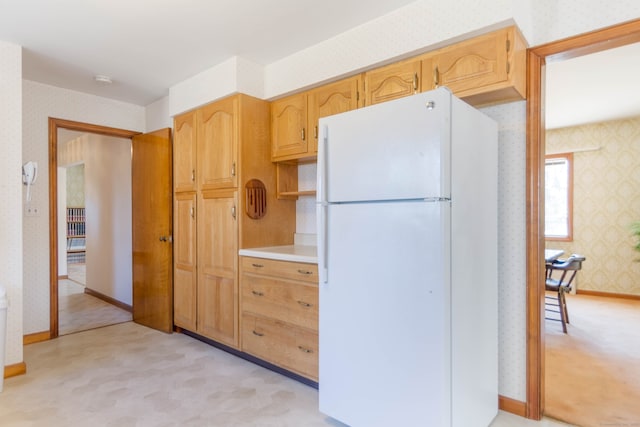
[22,161,38,202]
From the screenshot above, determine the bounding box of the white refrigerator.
[316,88,498,427]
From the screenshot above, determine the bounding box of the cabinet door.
[197,96,238,190]
[364,58,421,106]
[307,75,361,154]
[174,111,197,192]
[428,28,509,96]
[197,189,239,347]
[174,192,197,330]
[271,93,308,161]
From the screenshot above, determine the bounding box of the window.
[545,153,573,240]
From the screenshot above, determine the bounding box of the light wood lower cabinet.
[240,257,319,381]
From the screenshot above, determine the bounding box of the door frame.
[48,118,140,338]
[525,18,640,419]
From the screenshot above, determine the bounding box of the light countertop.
[239,244,317,264]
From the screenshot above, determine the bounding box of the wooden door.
[307,75,361,154]
[364,58,421,106]
[173,191,197,330]
[131,128,173,333]
[197,96,238,190]
[197,189,239,347]
[173,111,197,192]
[271,93,308,161]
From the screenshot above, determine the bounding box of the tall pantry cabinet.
[173,94,296,349]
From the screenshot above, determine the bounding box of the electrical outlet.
[25,205,39,217]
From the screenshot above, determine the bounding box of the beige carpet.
[545,293,640,427]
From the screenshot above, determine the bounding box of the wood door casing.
[132,128,173,333]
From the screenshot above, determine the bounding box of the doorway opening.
[56,129,134,336]
[526,18,640,421]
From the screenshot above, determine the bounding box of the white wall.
[0,40,23,368]
[145,96,171,132]
[84,135,133,305]
[22,80,144,335]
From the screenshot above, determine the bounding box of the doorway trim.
[525,18,640,419]
[48,118,140,338]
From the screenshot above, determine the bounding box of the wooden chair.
[545,254,586,333]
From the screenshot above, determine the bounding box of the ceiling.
[1,1,639,129]
[545,42,640,129]
[0,0,416,105]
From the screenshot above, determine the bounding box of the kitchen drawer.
[242,275,318,331]
[242,313,318,381]
[241,257,318,283]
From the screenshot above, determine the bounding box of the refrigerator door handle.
[317,203,328,283]
[317,125,328,204]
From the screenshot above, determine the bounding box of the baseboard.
[84,287,132,312]
[58,275,69,279]
[23,330,50,345]
[577,289,640,301]
[499,395,527,417]
[4,362,26,379]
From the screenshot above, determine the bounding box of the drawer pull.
[297,300,312,308]
[252,330,264,337]
[298,346,314,354]
[251,263,264,268]
[297,269,313,275]
[252,290,264,297]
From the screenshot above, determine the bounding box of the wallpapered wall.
[546,117,640,296]
[66,164,85,208]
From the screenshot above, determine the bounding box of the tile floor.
[1,322,574,427]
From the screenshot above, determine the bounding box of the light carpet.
[545,293,640,427]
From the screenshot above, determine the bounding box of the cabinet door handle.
[252,290,264,297]
[191,169,195,182]
[231,162,236,177]
[252,330,264,337]
[231,205,236,219]
[413,72,418,93]
[297,269,313,275]
[251,263,264,268]
[301,127,306,141]
[314,125,318,140]
[298,346,314,354]
[434,66,440,88]
[297,300,312,308]
[190,207,195,218]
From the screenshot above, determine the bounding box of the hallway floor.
[1,322,573,426]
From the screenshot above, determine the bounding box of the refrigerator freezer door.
[318,88,451,204]
[319,200,452,427]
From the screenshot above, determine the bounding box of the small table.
[545,249,564,262]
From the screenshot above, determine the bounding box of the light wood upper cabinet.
[197,189,239,347]
[271,76,362,162]
[271,94,308,161]
[307,75,362,151]
[173,111,197,193]
[364,58,421,106]
[197,97,238,190]
[421,26,527,106]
